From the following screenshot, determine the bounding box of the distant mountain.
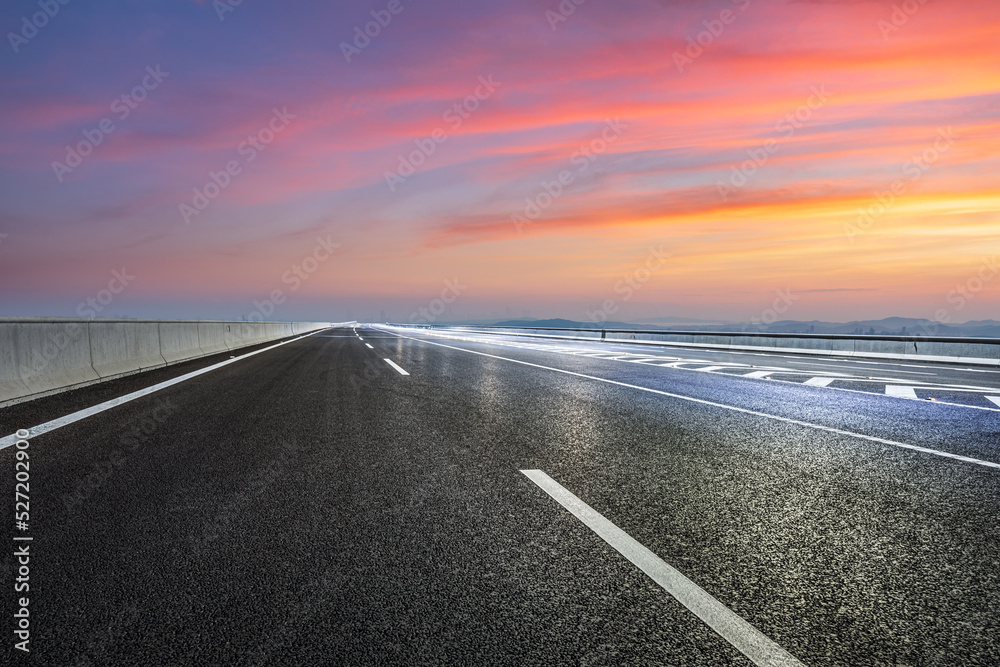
[493,318,643,329]
[629,316,727,325]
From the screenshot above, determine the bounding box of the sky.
[1,0,998,324]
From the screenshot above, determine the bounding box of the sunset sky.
[1,0,998,323]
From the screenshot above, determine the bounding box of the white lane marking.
[743,371,772,379]
[789,362,937,376]
[988,397,1000,408]
[0,329,330,450]
[380,328,1000,470]
[365,343,374,349]
[766,379,1000,413]
[521,470,807,667]
[358,337,363,340]
[432,329,1000,372]
[789,361,859,368]
[383,359,410,376]
[392,329,1000,411]
[804,377,837,387]
[413,332,974,387]
[851,367,935,376]
[886,386,919,399]
[515,337,999,390]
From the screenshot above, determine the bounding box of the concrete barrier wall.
[159,322,203,363]
[415,325,1000,366]
[0,318,331,407]
[198,322,231,356]
[89,321,166,378]
[0,320,100,405]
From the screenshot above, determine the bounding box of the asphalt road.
[2,325,999,666]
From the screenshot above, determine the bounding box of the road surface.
[2,325,998,665]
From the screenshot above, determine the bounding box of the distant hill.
[493,318,644,329]
[629,316,727,325]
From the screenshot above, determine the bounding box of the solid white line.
[852,367,936,376]
[399,329,1000,411]
[804,377,837,387]
[0,329,329,450]
[365,343,374,349]
[379,328,1000,470]
[988,397,1000,408]
[886,386,918,399]
[694,366,727,372]
[383,359,410,376]
[520,470,806,667]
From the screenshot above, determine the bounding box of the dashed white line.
[383,359,410,376]
[380,328,1000,470]
[365,343,374,349]
[398,329,1000,411]
[521,470,807,667]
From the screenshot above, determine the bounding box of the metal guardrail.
[383,323,1000,367]
[389,323,1000,345]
